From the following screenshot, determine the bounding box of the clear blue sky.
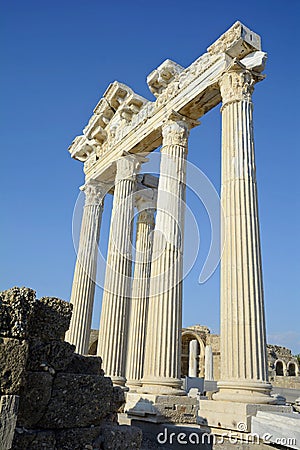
[1,0,299,353]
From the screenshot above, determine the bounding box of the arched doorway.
[275,360,285,376]
[181,331,205,378]
[287,362,296,376]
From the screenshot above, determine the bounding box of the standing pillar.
[126,190,156,390]
[97,155,141,388]
[141,113,198,395]
[65,180,106,355]
[214,66,273,403]
[188,340,198,378]
[205,345,214,381]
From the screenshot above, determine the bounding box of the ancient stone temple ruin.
[65,21,300,441]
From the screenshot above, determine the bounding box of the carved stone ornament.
[207,21,261,59]
[81,180,107,206]
[135,188,157,212]
[162,112,199,147]
[147,59,184,97]
[115,155,142,182]
[219,68,255,106]
[68,135,95,162]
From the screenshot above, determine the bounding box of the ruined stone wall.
[0,287,141,450]
[206,334,220,381]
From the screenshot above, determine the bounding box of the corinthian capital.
[82,180,107,206]
[115,154,143,182]
[162,112,199,147]
[219,68,255,106]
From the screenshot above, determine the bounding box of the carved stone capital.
[115,155,142,182]
[162,112,198,147]
[135,188,157,212]
[81,180,107,206]
[219,68,255,107]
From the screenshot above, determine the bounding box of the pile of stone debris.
[0,287,141,450]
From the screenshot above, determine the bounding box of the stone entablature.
[68,21,265,184]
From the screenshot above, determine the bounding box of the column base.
[140,376,185,396]
[126,380,142,392]
[213,380,275,404]
[110,375,128,391]
[199,399,293,433]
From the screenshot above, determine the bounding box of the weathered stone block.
[64,353,103,375]
[95,424,142,450]
[55,426,102,450]
[0,287,37,339]
[39,373,113,428]
[17,372,53,427]
[27,339,75,372]
[0,339,28,395]
[0,395,19,450]
[12,428,56,450]
[29,296,72,341]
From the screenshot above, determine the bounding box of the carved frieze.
[207,21,261,59]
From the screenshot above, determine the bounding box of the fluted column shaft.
[215,67,273,403]
[141,115,195,395]
[65,180,105,355]
[126,191,156,390]
[97,155,140,388]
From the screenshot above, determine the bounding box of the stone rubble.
[0,287,142,449]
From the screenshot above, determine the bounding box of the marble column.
[65,180,106,355]
[188,340,198,378]
[214,66,273,403]
[97,155,141,388]
[205,345,214,381]
[141,113,197,395]
[126,189,156,391]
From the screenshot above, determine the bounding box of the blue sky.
[1,0,299,353]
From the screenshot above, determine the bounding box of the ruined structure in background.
[0,287,141,450]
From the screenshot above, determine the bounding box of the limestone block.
[95,423,142,450]
[39,373,113,428]
[0,395,19,450]
[199,399,293,432]
[240,51,267,72]
[126,393,198,424]
[29,296,72,341]
[17,371,53,427]
[147,59,184,97]
[207,21,261,58]
[252,411,300,449]
[64,353,103,375]
[55,426,103,450]
[27,339,75,372]
[0,287,36,339]
[12,429,56,450]
[0,339,28,395]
